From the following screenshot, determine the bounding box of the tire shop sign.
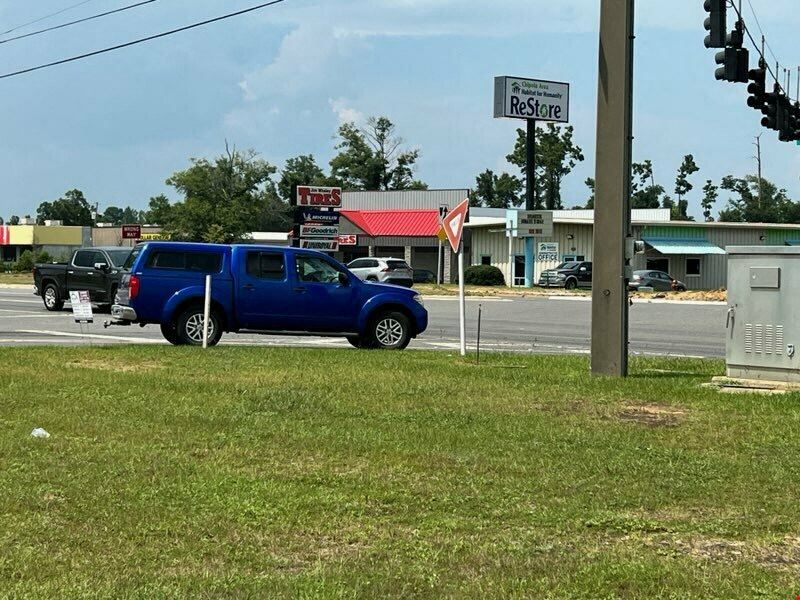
[296,186,342,207]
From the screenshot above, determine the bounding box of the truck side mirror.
[338,271,350,286]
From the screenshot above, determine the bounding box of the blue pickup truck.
[111,242,428,349]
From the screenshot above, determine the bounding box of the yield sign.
[442,198,469,253]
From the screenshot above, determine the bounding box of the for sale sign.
[296,186,342,207]
[494,76,570,123]
[301,239,339,252]
[69,290,94,323]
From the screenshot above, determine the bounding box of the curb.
[0,284,33,290]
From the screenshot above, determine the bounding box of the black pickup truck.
[33,247,133,311]
[538,261,593,290]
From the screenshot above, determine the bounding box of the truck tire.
[42,283,64,311]
[564,278,578,291]
[175,306,222,347]
[160,322,181,346]
[367,311,411,350]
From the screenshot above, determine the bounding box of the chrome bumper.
[111,305,137,321]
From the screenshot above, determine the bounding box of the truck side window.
[246,252,285,280]
[296,256,341,284]
[73,251,95,267]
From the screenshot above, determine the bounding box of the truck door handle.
[67,270,74,274]
[242,284,255,291]
[293,286,307,294]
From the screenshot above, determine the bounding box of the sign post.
[443,199,469,356]
[495,76,569,287]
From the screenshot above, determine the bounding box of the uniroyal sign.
[494,76,570,123]
[296,186,342,207]
[301,239,338,252]
[300,224,339,238]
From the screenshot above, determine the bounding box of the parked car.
[538,261,593,290]
[346,257,414,287]
[111,243,428,349]
[629,270,687,292]
[34,246,133,311]
[412,269,437,284]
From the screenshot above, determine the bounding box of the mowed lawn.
[2,347,800,598]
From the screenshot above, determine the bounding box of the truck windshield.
[556,262,580,270]
[106,249,134,267]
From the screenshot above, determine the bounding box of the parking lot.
[0,286,726,357]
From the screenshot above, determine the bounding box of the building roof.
[340,210,440,237]
[466,208,672,229]
[642,237,726,255]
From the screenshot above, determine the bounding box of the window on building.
[576,255,586,262]
[480,255,492,266]
[646,258,669,273]
[562,255,575,262]
[686,257,701,277]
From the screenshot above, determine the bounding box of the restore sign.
[494,76,570,123]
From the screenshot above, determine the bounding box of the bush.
[37,250,53,264]
[464,265,506,286]
[13,250,35,273]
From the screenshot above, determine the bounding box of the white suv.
[347,257,414,287]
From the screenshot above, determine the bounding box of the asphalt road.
[0,286,727,357]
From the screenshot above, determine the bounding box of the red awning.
[340,210,440,237]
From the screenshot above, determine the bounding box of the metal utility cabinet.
[726,246,800,382]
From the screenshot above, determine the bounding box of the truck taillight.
[129,275,140,299]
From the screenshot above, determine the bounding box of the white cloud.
[329,98,364,126]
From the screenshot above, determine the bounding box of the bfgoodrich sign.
[494,76,570,123]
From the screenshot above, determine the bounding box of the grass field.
[2,347,799,598]
[0,273,33,285]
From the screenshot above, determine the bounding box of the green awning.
[643,237,726,255]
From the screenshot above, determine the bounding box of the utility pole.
[591,0,635,377]
[753,134,763,210]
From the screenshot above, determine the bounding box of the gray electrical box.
[726,246,800,382]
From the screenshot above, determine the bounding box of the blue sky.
[1,0,798,220]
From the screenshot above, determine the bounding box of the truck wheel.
[368,311,411,350]
[42,284,64,311]
[564,279,577,291]
[160,322,181,346]
[176,306,222,347]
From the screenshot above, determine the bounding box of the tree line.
[471,123,800,224]
[4,117,426,243]
[5,118,800,238]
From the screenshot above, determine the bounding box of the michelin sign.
[494,76,570,123]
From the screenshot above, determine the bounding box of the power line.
[1,0,99,36]
[744,0,779,65]
[728,0,792,98]
[0,0,287,81]
[0,0,158,46]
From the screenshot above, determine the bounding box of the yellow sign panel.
[139,232,171,241]
[436,227,447,242]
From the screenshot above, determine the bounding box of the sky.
[0,0,799,221]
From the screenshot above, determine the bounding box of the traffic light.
[789,103,800,142]
[715,47,749,83]
[778,97,796,142]
[747,66,767,110]
[761,85,783,131]
[704,0,727,48]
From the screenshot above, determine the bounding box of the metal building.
[467,208,800,290]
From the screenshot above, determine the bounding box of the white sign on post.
[517,211,554,238]
[494,76,570,123]
[69,291,93,323]
[538,242,560,263]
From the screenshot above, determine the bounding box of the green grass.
[0,273,33,285]
[2,347,800,598]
